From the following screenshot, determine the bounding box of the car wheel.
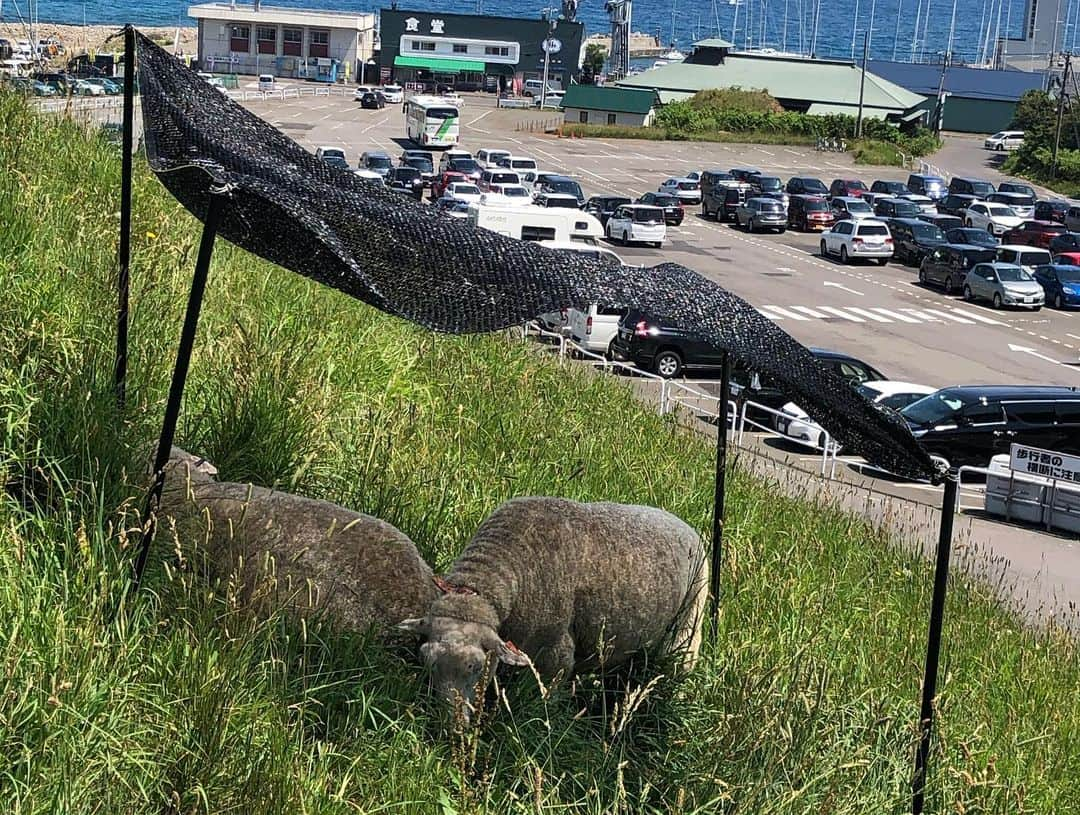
[746,217,755,233]
[654,350,683,379]
[702,203,709,217]
[876,257,888,266]
[944,275,954,294]
[1033,305,1043,311]
[993,292,1003,309]
[840,245,850,264]
[963,284,974,301]
[1056,293,1064,309]
[820,240,828,257]
[778,228,786,234]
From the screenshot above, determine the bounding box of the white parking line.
[788,306,828,318]
[921,308,975,324]
[948,307,1006,325]
[760,305,810,320]
[465,110,492,126]
[845,307,894,323]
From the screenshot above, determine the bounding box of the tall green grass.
[2,89,1080,813]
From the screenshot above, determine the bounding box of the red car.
[431,170,467,199]
[829,178,869,198]
[1054,251,1080,265]
[1002,219,1067,248]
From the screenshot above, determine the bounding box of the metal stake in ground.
[131,187,230,591]
[710,351,733,633]
[115,24,135,409]
[911,473,959,814]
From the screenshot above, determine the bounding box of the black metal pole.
[115,24,135,409]
[911,473,959,814]
[131,190,228,592]
[709,351,732,633]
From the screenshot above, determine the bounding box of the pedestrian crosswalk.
[756,304,1008,326]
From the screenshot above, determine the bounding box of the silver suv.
[735,197,787,233]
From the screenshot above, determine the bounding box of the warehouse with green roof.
[613,40,927,123]
[561,85,660,127]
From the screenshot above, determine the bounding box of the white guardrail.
[521,321,832,472]
[959,464,1080,532]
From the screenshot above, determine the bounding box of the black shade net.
[133,31,940,483]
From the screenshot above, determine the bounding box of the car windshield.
[633,207,664,222]
[395,167,420,180]
[847,200,872,213]
[970,181,996,196]
[487,152,510,162]
[512,159,537,169]
[987,205,1015,217]
[499,186,527,197]
[858,224,889,236]
[801,179,828,193]
[451,183,479,195]
[991,132,1007,139]
[955,229,996,245]
[367,156,392,169]
[426,107,458,120]
[448,158,479,173]
[677,181,699,190]
[912,224,946,241]
[893,201,920,216]
[757,177,782,191]
[405,158,432,172]
[321,149,345,160]
[902,391,968,425]
[804,199,830,211]
[654,195,680,206]
[549,179,582,197]
[1001,183,1035,196]
[882,182,906,192]
[324,157,349,169]
[998,265,1034,281]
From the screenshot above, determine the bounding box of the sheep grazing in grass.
[398,496,708,723]
[156,447,437,634]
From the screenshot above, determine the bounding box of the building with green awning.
[379,8,585,94]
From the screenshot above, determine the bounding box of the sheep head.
[397,615,530,725]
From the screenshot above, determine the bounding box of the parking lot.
[242,90,1080,469]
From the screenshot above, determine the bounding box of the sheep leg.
[532,630,576,684]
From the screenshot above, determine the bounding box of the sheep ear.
[495,639,531,667]
[396,618,428,636]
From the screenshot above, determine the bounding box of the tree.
[1011,89,1055,143]
[582,43,606,84]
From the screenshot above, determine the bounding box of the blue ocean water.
[12,0,1078,65]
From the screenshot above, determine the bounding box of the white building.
[188,2,376,81]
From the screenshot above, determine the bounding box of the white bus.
[467,203,604,245]
[405,95,460,148]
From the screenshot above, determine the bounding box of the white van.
[523,78,558,97]
[996,245,1052,274]
[535,242,624,339]
[475,148,511,169]
[468,203,604,245]
[258,73,276,91]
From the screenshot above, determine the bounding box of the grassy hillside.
[2,91,1080,813]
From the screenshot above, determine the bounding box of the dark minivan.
[948,176,997,198]
[919,244,997,293]
[902,386,1080,468]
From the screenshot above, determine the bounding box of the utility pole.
[933,51,949,135]
[541,7,558,110]
[856,30,869,138]
[1052,53,1071,181]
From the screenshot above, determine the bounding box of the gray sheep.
[398,496,708,722]
[156,447,437,634]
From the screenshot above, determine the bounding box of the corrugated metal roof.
[561,84,657,114]
[805,102,888,119]
[617,53,926,112]
[656,89,695,104]
[692,38,735,48]
[867,60,1046,102]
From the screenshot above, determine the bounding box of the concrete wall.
[196,19,369,78]
[563,107,653,127]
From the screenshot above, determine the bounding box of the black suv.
[946,227,999,247]
[871,179,911,196]
[874,198,922,219]
[700,169,737,200]
[919,244,996,293]
[948,177,996,198]
[1049,232,1080,254]
[917,213,963,232]
[888,217,947,266]
[707,184,751,222]
[938,193,978,218]
[636,192,685,225]
[386,166,423,199]
[584,195,632,226]
[611,311,885,398]
[786,176,829,196]
[902,386,1080,467]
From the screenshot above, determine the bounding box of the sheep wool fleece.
[157,447,437,634]
[434,496,708,678]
